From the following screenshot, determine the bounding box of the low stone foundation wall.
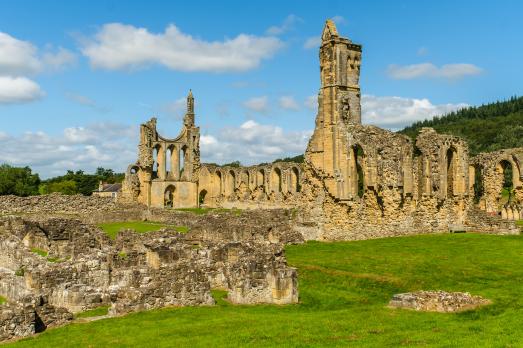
[0,215,299,341]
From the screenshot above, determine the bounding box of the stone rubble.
[388,290,491,313]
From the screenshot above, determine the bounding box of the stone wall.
[198,162,303,209]
[471,148,523,218]
[0,214,299,341]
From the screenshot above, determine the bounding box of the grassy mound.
[97,221,188,239]
[9,233,523,347]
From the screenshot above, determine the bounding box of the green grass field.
[9,233,523,347]
[74,306,110,319]
[97,221,189,239]
[0,296,6,305]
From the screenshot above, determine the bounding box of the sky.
[0,0,522,178]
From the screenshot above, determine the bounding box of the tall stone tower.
[319,19,362,125]
[307,19,363,200]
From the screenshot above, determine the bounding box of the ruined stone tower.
[307,19,363,200]
[319,19,362,125]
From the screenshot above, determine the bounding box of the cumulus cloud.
[0,123,138,178]
[279,96,300,111]
[201,120,311,165]
[0,31,76,104]
[0,76,44,104]
[266,14,302,36]
[243,96,269,113]
[387,62,483,80]
[303,36,321,49]
[304,95,318,110]
[0,32,41,75]
[362,94,468,129]
[81,23,283,72]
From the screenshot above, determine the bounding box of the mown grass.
[516,220,523,227]
[9,233,523,347]
[0,296,6,305]
[75,306,110,319]
[97,221,188,239]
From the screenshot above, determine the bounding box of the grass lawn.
[0,296,6,305]
[516,220,523,227]
[75,306,110,319]
[9,233,523,347]
[97,221,189,239]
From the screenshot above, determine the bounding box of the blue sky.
[0,0,521,177]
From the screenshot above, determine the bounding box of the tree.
[0,164,40,196]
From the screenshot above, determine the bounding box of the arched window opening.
[499,160,514,204]
[272,168,282,192]
[199,189,208,206]
[130,166,138,175]
[354,145,365,198]
[241,171,249,188]
[179,146,187,179]
[166,146,173,178]
[164,185,175,208]
[257,169,265,189]
[227,170,236,196]
[473,165,484,204]
[446,148,457,197]
[215,171,223,195]
[290,167,300,193]
[152,146,160,179]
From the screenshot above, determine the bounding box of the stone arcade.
[121,19,522,238]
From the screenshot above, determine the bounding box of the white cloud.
[243,96,269,113]
[303,36,321,49]
[81,23,283,72]
[42,47,77,71]
[331,16,347,25]
[201,120,311,165]
[279,96,300,111]
[304,95,317,110]
[387,63,483,80]
[0,31,76,104]
[0,76,44,104]
[266,14,302,35]
[0,123,138,178]
[0,32,41,76]
[362,94,468,129]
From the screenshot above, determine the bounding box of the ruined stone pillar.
[158,145,166,180]
[172,144,180,180]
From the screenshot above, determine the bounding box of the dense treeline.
[399,96,523,155]
[0,165,124,197]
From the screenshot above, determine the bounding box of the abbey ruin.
[0,20,521,341]
[121,20,522,239]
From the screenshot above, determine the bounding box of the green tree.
[0,164,40,196]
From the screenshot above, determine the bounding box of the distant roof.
[95,183,122,192]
